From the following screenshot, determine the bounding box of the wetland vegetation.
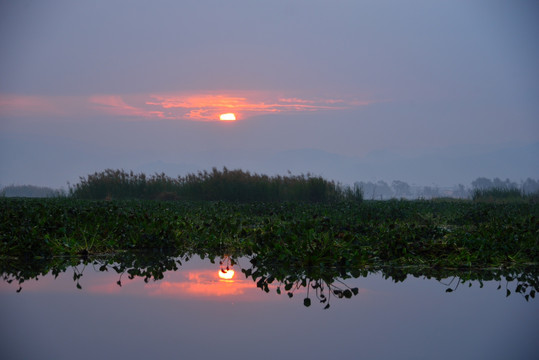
[2,168,538,306]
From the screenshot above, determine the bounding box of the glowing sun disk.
[218,269,235,280]
[219,113,236,121]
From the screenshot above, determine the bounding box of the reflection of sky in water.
[1,256,537,360]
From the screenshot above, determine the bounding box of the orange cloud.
[0,91,375,121]
[145,91,368,121]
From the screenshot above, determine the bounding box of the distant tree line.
[0,185,65,198]
[69,168,362,203]
[4,171,538,201]
[355,177,539,200]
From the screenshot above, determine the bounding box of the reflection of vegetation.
[0,251,186,292]
[2,253,537,308]
[380,266,538,302]
[243,255,362,309]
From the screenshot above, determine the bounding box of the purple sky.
[1,0,538,188]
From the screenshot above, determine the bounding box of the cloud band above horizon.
[1,91,374,121]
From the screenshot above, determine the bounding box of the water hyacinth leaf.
[304,298,311,307]
[285,283,293,291]
[446,288,453,293]
[324,303,330,310]
[343,290,352,298]
[351,288,359,295]
[76,283,81,289]
[506,289,511,297]
[288,292,293,298]
[276,287,281,295]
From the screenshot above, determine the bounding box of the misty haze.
[1,1,538,360]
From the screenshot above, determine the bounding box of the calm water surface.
[1,256,537,360]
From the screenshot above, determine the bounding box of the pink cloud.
[0,91,376,122]
[88,95,165,119]
[0,94,63,117]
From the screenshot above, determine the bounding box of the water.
[1,255,538,360]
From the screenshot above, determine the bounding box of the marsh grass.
[70,168,362,203]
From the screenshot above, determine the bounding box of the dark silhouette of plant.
[69,167,363,203]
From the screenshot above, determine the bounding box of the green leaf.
[304,298,311,307]
[284,283,293,291]
[506,289,511,297]
[445,288,453,293]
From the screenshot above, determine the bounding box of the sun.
[219,113,236,121]
[218,269,235,280]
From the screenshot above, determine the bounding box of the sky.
[1,0,538,188]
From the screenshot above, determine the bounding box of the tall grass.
[70,168,363,203]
